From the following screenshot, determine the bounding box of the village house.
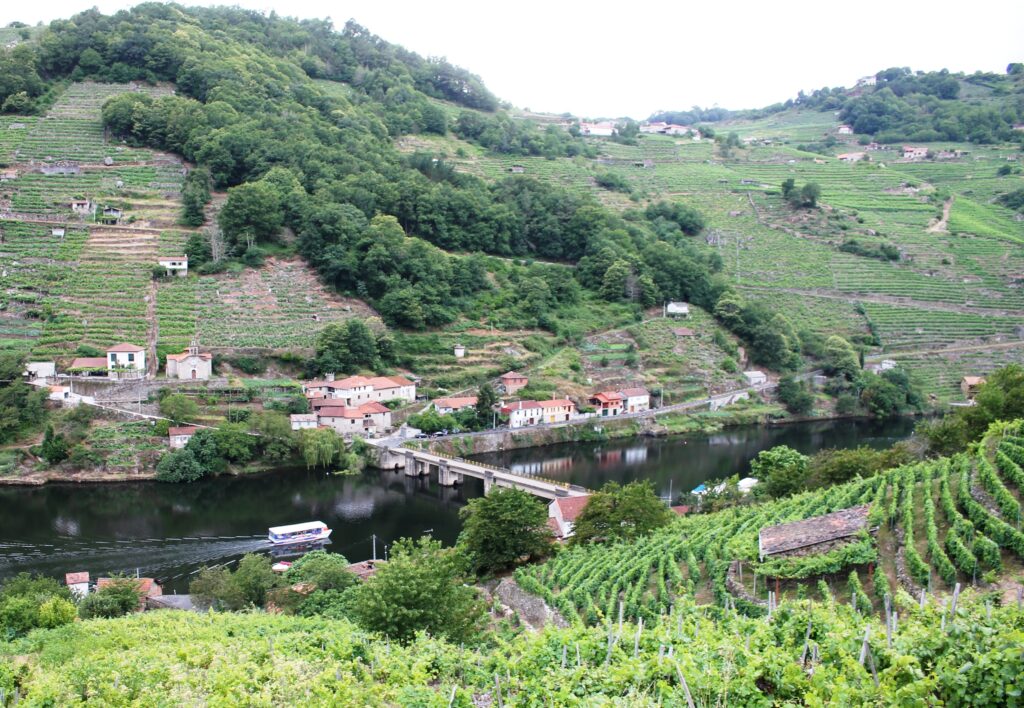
[757,505,871,561]
[590,391,624,417]
[499,371,528,395]
[865,142,885,151]
[743,370,767,387]
[620,387,650,413]
[836,124,854,135]
[902,146,929,160]
[70,198,92,215]
[23,361,55,381]
[47,384,73,405]
[68,357,109,375]
[538,398,577,423]
[548,495,590,539]
[367,375,416,403]
[317,401,392,436]
[665,301,690,318]
[837,152,865,163]
[65,572,90,600]
[97,577,162,610]
[961,376,986,400]
[639,121,668,134]
[158,256,188,277]
[168,426,199,449]
[106,343,146,378]
[433,396,478,415]
[99,206,123,224]
[865,359,897,374]
[302,374,416,405]
[40,161,80,176]
[856,75,877,87]
[578,121,615,137]
[165,340,212,380]
[501,400,543,428]
[289,413,318,431]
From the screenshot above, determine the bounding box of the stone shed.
[758,504,871,561]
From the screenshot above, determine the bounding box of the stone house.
[499,371,528,395]
[961,376,986,400]
[289,413,318,430]
[168,426,199,449]
[757,505,871,561]
[317,401,392,436]
[836,124,854,135]
[70,199,92,215]
[902,146,929,160]
[302,374,416,406]
[743,370,767,386]
[165,340,212,380]
[433,396,478,415]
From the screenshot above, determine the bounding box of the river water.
[0,418,915,591]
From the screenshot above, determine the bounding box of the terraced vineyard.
[517,421,1024,624]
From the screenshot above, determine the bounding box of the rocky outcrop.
[485,578,568,631]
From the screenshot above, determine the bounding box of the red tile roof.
[538,399,574,409]
[166,350,212,361]
[673,327,695,337]
[107,343,145,353]
[500,371,527,380]
[553,495,591,522]
[434,396,478,409]
[65,572,89,585]
[97,577,161,596]
[69,357,108,369]
[591,391,623,403]
[319,402,390,419]
[501,400,541,412]
[620,387,649,398]
[546,517,561,535]
[168,426,199,437]
[671,505,691,515]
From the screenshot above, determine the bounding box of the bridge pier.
[438,461,461,487]
[483,470,495,495]
[404,451,426,477]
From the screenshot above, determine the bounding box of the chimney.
[325,373,335,382]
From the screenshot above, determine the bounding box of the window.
[127,353,134,363]
[109,354,116,364]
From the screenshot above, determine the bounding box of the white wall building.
[548,495,590,539]
[501,400,543,428]
[620,387,651,413]
[290,413,318,430]
[168,426,198,449]
[743,370,767,386]
[158,256,188,277]
[106,343,146,377]
[165,340,212,380]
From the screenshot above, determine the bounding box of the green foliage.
[751,445,809,498]
[155,448,205,483]
[314,319,391,375]
[345,537,486,643]
[191,554,283,610]
[756,534,877,579]
[78,578,143,619]
[299,427,344,469]
[284,551,357,592]
[807,444,915,489]
[158,393,199,424]
[0,573,74,639]
[777,376,814,415]
[38,423,68,465]
[571,481,674,545]
[457,488,553,574]
[0,354,47,444]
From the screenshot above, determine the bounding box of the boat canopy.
[269,521,327,536]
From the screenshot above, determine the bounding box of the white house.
[620,387,650,413]
[51,227,65,237]
[289,413,318,430]
[902,146,929,160]
[665,302,690,318]
[303,374,416,406]
[158,256,188,277]
[165,340,212,380]
[65,572,90,599]
[743,370,767,386]
[168,426,198,449]
[317,402,392,436]
[454,344,466,358]
[538,398,577,423]
[24,361,56,381]
[106,343,146,378]
[579,121,615,137]
[501,400,543,428]
[837,124,854,135]
[548,495,590,539]
[48,384,73,404]
[433,396,478,415]
[837,152,865,163]
[367,376,416,404]
[70,199,91,215]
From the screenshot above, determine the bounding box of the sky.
[4,0,1023,118]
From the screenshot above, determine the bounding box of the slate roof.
[758,505,871,558]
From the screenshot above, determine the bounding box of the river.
[0,418,915,591]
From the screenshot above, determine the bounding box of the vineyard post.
[674,662,696,708]
[493,674,503,708]
[799,617,812,664]
[919,589,926,609]
[858,626,871,665]
[941,599,947,632]
[561,644,567,668]
[446,685,457,708]
[884,595,892,648]
[634,617,643,657]
[575,643,581,667]
[951,582,961,616]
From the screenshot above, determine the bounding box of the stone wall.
[769,536,859,560]
[726,560,767,607]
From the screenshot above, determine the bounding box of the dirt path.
[926,197,954,233]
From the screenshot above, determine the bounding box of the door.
[191,369,196,379]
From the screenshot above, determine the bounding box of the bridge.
[374,443,589,501]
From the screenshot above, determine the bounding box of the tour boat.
[268,521,332,545]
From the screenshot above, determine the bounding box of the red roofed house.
[501,400,542,428]
[433,396,478,415]
[366,375,416,404]
[548,495,591,539]
[538,398,577,423]
[590,391,624,417]
[620,387,650,413]
[165,340,212,380]
[65,571,90,599]
[97,577,162,610]
[106,343,146,379]
[499,371,528,395]
[68,357,108,375]
[302,373,415,405]
[169,426,199,449]
[317,401,392,436]
[902,145,929,160]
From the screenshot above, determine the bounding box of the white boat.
[268,521,332,545]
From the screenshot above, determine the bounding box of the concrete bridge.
[375,444,589,501]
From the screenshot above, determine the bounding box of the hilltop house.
[961,376,986,400]
[499,371,528,395]
[502,400,543,428]
[590,391,624,417]
[665,302,690,318]
[538,398,577,423]
[317,401,392,436]
[168,426,198,449]
[743,370,767,386]
[620,387,650,413]
[289,413,318,430]
[106,343,146,378]
[757,505,871,561]
[158,256,188,277]
[433,396,478,415]
[548,495,591,539]
[165,340,212,380]
[902,146,929,160]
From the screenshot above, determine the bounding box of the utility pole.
[371,534,377,561]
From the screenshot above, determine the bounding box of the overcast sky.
[4,1,1023,118]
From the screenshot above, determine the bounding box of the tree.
[251,411,296,461]
[777,376,814,416]
[799,182,821,208]
[39,424,68,465]
[232,554,281,606]
[300,427,343,468]
[78,578,143,619]
[346,537,485,643]
[217,181,283,250]
[213,422,255,463]
[184,429,227,475]
[457,488,553,574]
[159,393,198,424]
[750,445,808,498]
[284,551,357,592]
[823,335,859,380]
[475,383,498,428]
[0,573,74,637]
[571,481,674,545]
[155,448,206,483]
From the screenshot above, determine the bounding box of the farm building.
[901,146,929,160]
[48,385,72,404]
[302,374,416,405]
[168,426,199,449]
[317,401,392,436]
[538,398,577,423]
[508,165,526,174]
[65,572,90,599]
[836,124,854,135]
[69,199,92,215]
[433,396,478,414]
[158,256,188,277]
[579,121,615,137]
[961,376,986,400]
[106,343,146,377]
[548,495,591,539]
[51,227,65,237]
[757,505,871,561]
[501,400,543,428]
[499,371,528,395]
[453,344,466,358]
[40,161,80,176]
[289,413,318,430]
[68,357,109,375]
[165,340,211,380]
[590,391,624,417]
[665,302,690,318]
[23,361,55,381]
[743,370,767,386]
[620,387,650,413]
[0,169,17,181]
[865,359,897,374]
[97,577,162,610]
[837,152,865,163]
[99,207,123,224]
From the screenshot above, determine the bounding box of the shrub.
[78,579,142,619]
